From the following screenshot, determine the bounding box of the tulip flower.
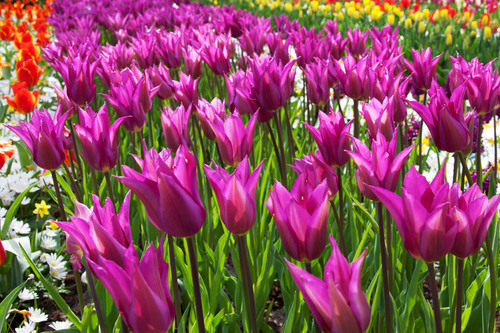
[0,239,5,266]
[225,70,265,120]
[347,131,414,201]
[196,97,226,141]
[208,111,258,167]
[369,165,458,262]
[183,46,202,79]
[53,84,76,118]
[332,54,377,101]
[466,70,500,116]
[289,151,338,200]
[201,42,231,76]
[156,31,183,69]
[173,72,199,108]
[149,63,175,100]
[161,104,191,150]
[0,141,15,170]
[16,58,43,87]
[407,81,471,153]
[103,69,159,132]
[117,144,206,238]
[361,97,396,141]
[74,104,127,172]
[88,241,175,333]
[449,184,500,258]
[249,55,296,113]
[285,235,370,333]
[402,47,441,92]
[6,108,70,171]
[303,58,331,106]
[346,28,368,58]
[55,54,98,107]
[131,32,157,69]
[266,176,329,262]
[204,156,264,235]
[4,81,39,114]
[56,192,133,270]
[304,110,352,168]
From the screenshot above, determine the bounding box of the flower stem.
[51,170,67,221]
[63,163,82,202]
[104,171,115,203]
[74,270,85,317]
[266,122,286,187]
[85,258,107,333]
[305,263,322,333]
[476,115,483,190]
[236,235,258,333]
[485,234,496,333]
[90,168,99,195]
[69,120,84,181]
[455,258,464,333]
[283,104,295,163]
[275,110,288,187]
[457,151,474,186]
[426,262,443,333]
[168,235,182,325]
[377,202,393,333]
[335,168,347,256]
[187,236,206,333]
[353,99,360,138]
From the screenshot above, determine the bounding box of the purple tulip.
[304,110,352,168]
[449,184,500,258]
[208,111,258,167]
[56,192,133,270]
[466,69,500,116]
[149,63,175,100]
[131,31,158,69]
[407,81,471,153]
[54,84,76,118]
[196,97,226,141]
[347,131,414,201]
[201,41,231,76]
[362,97,396,141]
[303,59,331,106]
[266,176,329,262]
[225,69,264,119]
[102,41,135,70]
[6,108,71,171]
[117,144,205,238]
[402,47,441,92]
[183,46,203,79]
[332,54,377,101]
[369,165,458,262]
[204,156,264,235]
[55,54,98,107]
[156,31,183,69]
[173,72,199,108]
[74,104,128,172]
[285,235,370,333]
[88,241,175,333]
[346,28,368,58]
[161,104,191,150]
[266,32,290,65]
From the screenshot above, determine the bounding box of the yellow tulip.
[311,0,319,12]
[418,21,425,34]
[484,26,492,40]
[284,3,292,12]
[422,8,430,19]
[405,18,413,29]
[471,21,478,30]
[338,12,344,20]
[446,33,452,46]
[445,25,452,35]
[387,14,395,26]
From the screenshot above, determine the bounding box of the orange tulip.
[16,58,43,87]
[17,42,41,63]
[0,20,15,41]
[4,81,39,114]
[0,141,15,170]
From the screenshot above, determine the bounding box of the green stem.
[418,92,428,173]
[74,270,85,318]
[90,168,99,195]
[69,120,84,182]
[168,235,182,326]
[236,235,258,333]
[485,234,496,333]
[457,151,474,186]
[305,262,322,333]
[63,163,82,202]
[51,170,67,221]
[275,110,288,187]
[377,203,393,332]
[85,258,107,333]
[283,104,295,163]
[335,167,347,256]
[455,258,464,333]
[476,115,483,190]
[353,99,360,138]
[427,262,443,333]
[187,236,206,333]
[104,172,115,203]
[386,212,394,295]
[266,122,286,186]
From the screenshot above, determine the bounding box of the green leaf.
[19,245,82,330]
[0,281,26,331]
[1,182,37,238]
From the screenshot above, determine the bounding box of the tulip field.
[1,0,500,332]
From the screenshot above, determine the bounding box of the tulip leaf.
[400,260,425,325]
[19,245,82,330]
[1,182,37,238]
[0,280,26,331]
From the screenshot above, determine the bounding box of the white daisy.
[45,253,65,269]
[18,288,36,301]
[40,252,49,263]
[43,226,58,237]
[49,265,68,280]
[41,236,57,250]
[27,307,48,323]
[8,219,31,238]
[15,321,35,333]
[48,320,73,330]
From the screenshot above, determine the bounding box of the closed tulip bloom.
[131,32,157,69]
[88,242,175,333]
[161,104,191,150]
[346,28,368,58]
[183,46,202,79]
[290,151,338,200]
[332,55,377,101]
[466,70,500,116]
[266,176,329,262]
[303,58,331,106]
[201,42,231,76]
[74,104,127,172]
[173,72,199,108]
[196,97,226,141]
[304,110,352,168]
[156,31,183,69]
[285,236,370,333]
[369,165,458,262]
[149,63,175,100]
[6,108,70,170]
[56,192,133,270]
[204,156,264,235]
[361,97,396,141]
[55,54,98,107]
[348,131,414,201]
[16,58,43,87]
[4,81,39,114]
[408,81,471,153]
[449,184,500,258]
[53,84,76,118]
[117,144,205,238]
[225,70,266,120]
[402,47,441,92]
[209,111,258,167]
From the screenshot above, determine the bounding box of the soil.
[265,280,285,332]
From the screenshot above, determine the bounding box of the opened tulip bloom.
[402,47,441,92]
[161,104,191,150]
[74,104,128,172]
[55,54,98,107]
[407,81,471,153]
[196,97,226,141]
[304,110,352,168]
[286,235,370,333]
[4,81,39,114]
[370,165,458,262]
[117,144,205,238]
[266,176,329,262]
[348,131,414,201]
[361,97,396,141]
[88,241,175,333]
[204,156,264,235]
[0,141,15,170]
[6,108,70,171]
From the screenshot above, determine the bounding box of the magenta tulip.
[160,104,191,150]
[402,47,441,92]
